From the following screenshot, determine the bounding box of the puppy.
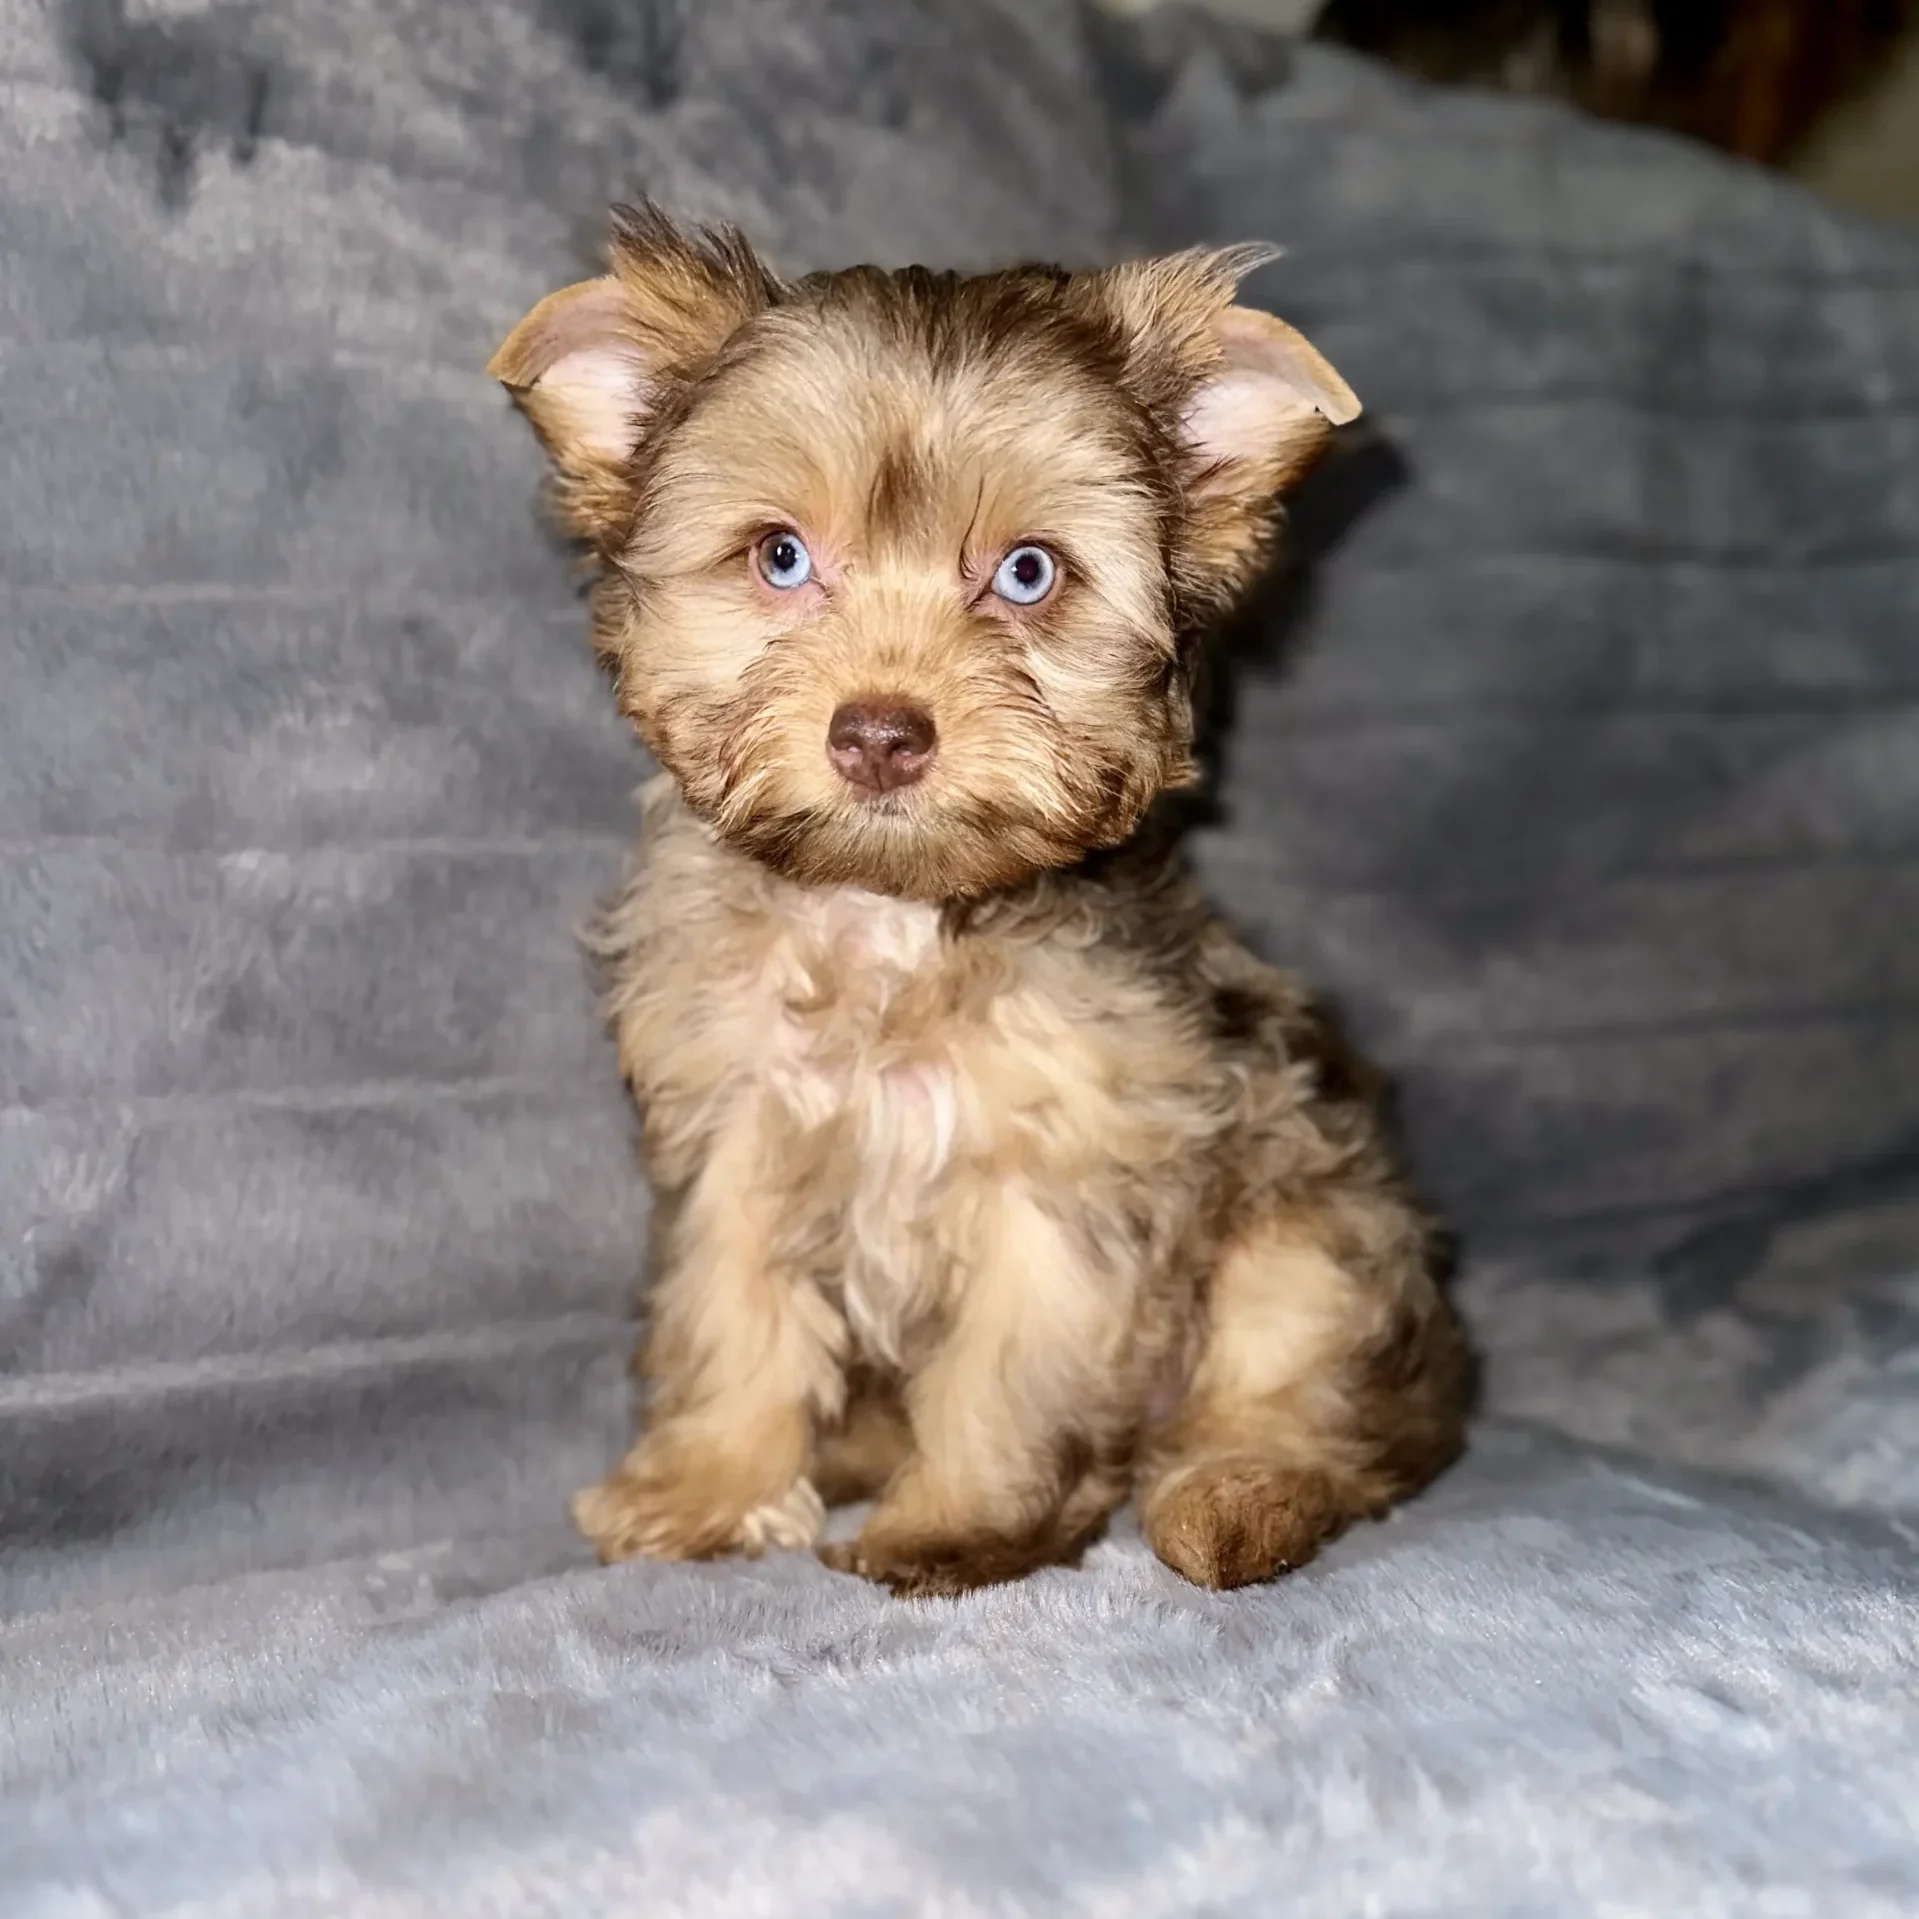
[490,205,1469,1596]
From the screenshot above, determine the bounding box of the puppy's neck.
[674,801,946,968]
[777,880,943,974]
[673,777,1171,956]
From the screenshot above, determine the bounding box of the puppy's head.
[491,204,1357,901]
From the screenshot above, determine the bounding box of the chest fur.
[726,888,963,1362]
[759,891,957,1162]
[606,802,1232,1365]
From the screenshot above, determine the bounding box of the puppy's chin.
[710,795,1106,904]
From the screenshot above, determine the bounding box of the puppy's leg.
[1139,1209,1468,1590]
[821,1185,1131,1597]
[573,1104,842,1564]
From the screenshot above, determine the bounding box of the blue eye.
[757,531,813,590]
[992,543,1057,606]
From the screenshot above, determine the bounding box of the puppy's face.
[492,207,1357,900]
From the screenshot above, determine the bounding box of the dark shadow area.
[1151,423,1479,1358]
[1184,424,1413,822]
[63,0,273,209]
[1653,1122,1919,1310]
[1313,0,1912,170]
[538,0,687,108]
[1082,0,1298,121]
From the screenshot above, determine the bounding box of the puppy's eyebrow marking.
[959,474,985,568]
[866,436,931,540]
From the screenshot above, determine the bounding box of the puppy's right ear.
[488,203,778,544]
[488,275,654,478]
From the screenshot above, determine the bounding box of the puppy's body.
[582,784,1465,1593]
[492,208,1470,1594]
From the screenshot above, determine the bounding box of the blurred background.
[1109,0,1919,218]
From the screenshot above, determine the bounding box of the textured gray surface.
[2,0,1918,1910]
[5,1428,1918,1918]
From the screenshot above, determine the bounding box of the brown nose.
[827,702,937,794]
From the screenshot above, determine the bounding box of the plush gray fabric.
[6,1427,1919,1918]
[3,0,1918,1910]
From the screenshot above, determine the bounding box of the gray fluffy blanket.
[3,0,1917,1911]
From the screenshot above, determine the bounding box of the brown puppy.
[490,205,1470,1597]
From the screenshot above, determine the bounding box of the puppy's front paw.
[573,1451,822,1565]
[819,1521,1090,1598]
[571,1465,720,1564]
[735,1477,827,1555]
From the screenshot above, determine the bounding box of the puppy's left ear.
[1182,303,1360,488]
[1178,299,1359,602]
[1094,247,1360,606]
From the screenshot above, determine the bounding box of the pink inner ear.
[533,340,652,466]
[497,277,634,382]
[490,276,653,464]
[1184,307,1362,468]
[552,342,649,431]
[1184,368,1302,468]
[1217,308,1361,425]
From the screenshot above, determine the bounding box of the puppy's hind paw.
[1141,1459,1359,1590]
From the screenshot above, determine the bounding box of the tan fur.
[492,206,1471,1595]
